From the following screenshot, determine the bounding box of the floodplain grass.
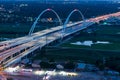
[61,24,120,51]
[34,24,120,65]
[34,46,120,64]
[0,23,120,66]
[0,23,56,39]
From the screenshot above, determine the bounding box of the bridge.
[0,8,120,67]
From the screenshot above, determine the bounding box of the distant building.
[37,0,80,4]
[75,63,86,71]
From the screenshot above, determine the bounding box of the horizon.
[0,0,118,1]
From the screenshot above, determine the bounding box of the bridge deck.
[0,11,120,67]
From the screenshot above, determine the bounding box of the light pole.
[45,33,48,46]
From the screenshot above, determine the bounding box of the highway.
[0,11,120,67]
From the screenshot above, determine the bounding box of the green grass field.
[0,23,120,66]
[95,25,120,35]
[61,25,120,51]
[0,23,55,39]
[34,24,120,64]
[33,46,120,64]
[0,23,30,33]
[0,23,58,33]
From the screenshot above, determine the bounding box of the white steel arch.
[29,8,62,35]
[63,9,85,33]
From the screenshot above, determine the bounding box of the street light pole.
[46,34,47,46]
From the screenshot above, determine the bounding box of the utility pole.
[103,57,106,65]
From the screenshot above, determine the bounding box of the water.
[71,41,110,47]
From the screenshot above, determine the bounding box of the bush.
[40,61,50,68]
[7,78,13,80]
[64,62,75,69]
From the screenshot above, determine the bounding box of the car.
[21,69,33,72]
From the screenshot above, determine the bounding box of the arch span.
[29,8,62,35]
[63,9,85,33]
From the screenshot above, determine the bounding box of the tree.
[40,61,50,68]
[7,78,13,80]
[64,60,75,69]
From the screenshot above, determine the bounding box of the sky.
[0,0,119,1]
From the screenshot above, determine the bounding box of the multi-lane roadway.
[0,11,120,67]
